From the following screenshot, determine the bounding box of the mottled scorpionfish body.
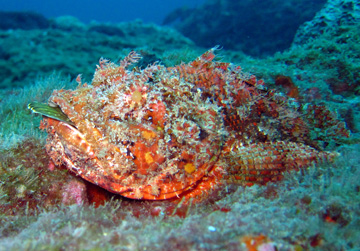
[32,48,349,201]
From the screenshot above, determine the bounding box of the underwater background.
[0,0,359,250]
[0,0,206,24]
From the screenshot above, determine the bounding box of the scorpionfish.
[29,47,350,202]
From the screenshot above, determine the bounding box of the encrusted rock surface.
[294,0,360,45]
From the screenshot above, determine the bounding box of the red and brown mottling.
[40,47,349,201]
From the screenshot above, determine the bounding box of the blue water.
[0,0,205,24]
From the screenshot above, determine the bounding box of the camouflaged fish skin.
[38,48,348,201]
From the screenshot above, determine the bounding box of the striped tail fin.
[222,141,338,186]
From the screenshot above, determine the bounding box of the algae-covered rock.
[0,11,49,30]
[163,0,326,57]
